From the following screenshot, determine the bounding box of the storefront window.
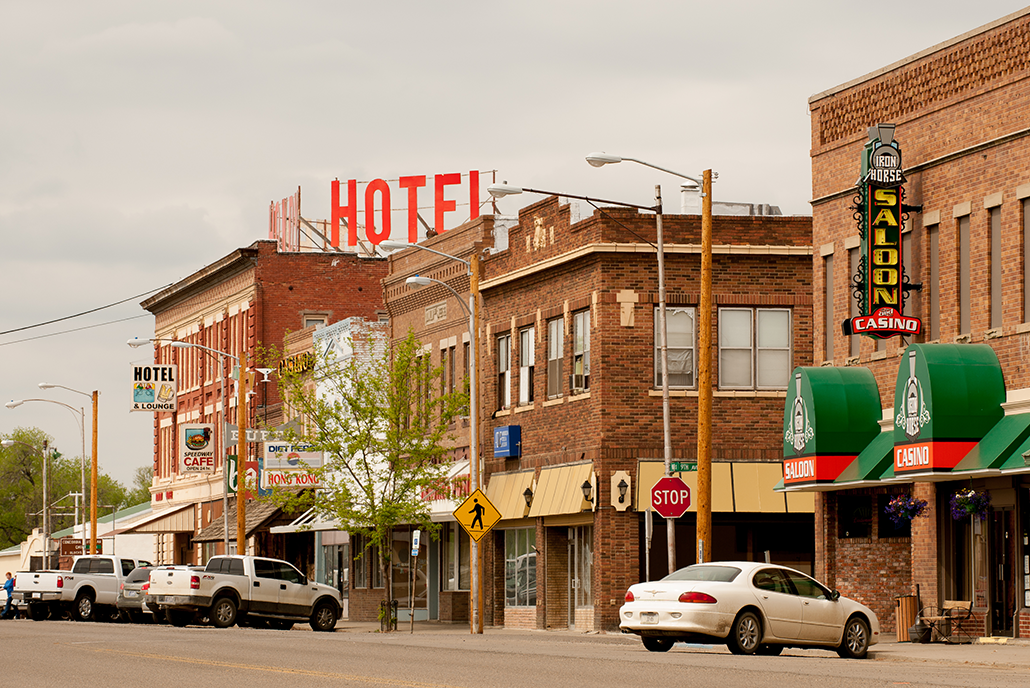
[505,528,536,607]
[877,494,912,538]
[838,495,872,538]
[442,523,470,591]
[352,534,368,589]
[392,528,427,610]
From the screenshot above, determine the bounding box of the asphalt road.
[2,618,1028,688]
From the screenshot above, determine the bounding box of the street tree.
[272,324,467,629]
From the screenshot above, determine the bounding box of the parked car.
[117,566,157,623]
[14,555,152,622]
[619,561,879,658]
[147,555,341,631]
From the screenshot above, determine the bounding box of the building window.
[990,206,1002,329]
[1024,200,1030,323]
[442,523,470,591]
[353,534,368,589]
[656,307,695,387]
[718,308,791,390]
[572,310,590,393]
[303,314,328,330]
[497,334,511,410]
[519,327,535,405]
[547,317,564,399]
[928,225,940,339]
[877,494,912,538]
[838,495,872,539]
[959,215,970,334]
[371,542,384,589]
[440,347,449,396]
[824,253,834,361]
[462,341,470,416]
[504,528,537,607]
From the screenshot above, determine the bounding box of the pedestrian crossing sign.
[453,489,501,542]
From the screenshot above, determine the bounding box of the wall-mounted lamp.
[523,487,534,508]
[617,479,629,504]
[581,479,593,504]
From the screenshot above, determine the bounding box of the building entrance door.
[568,526,592,630]
[989,508,1016,636]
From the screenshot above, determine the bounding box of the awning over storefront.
[832,426,895,488]
[486,469,535,520]
[193,499,283,542]
[782,366,882,488]
[116,503,195,534]
[269,507,343,533]
[639,461,814,514]
[528,462,593,518]
[428,460,471,522]
[951,413,1030,477]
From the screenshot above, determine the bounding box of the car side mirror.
[831,590,841,601]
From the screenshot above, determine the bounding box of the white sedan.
[619,561,879,658]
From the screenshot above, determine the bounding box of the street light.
[39,382,100,556]
[7,398,87,551]
[382,240,483,635]
[586,152,715,566]
[128,337,242,554]
[2,438,52,567]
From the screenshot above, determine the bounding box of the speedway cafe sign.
[841,124,922,339]
[130,364,177,412]
[179,424,215,473]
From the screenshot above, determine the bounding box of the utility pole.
[90,391,99,556]
[237,352,249,555]
[696,169,714,564]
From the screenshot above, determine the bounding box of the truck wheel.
[166,609,192,627]
[211,597,238,628]
[75,593,95,622]
[27,603,50,621]
[309,602,338,632]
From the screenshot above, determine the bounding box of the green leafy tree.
[273,325,467,630]
[123,465,154,507]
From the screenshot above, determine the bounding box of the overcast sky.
[2,1,1026,491]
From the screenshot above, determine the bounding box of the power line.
[0,314,150,347]
[0,285,169,336]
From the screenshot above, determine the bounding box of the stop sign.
[651,476,691,518]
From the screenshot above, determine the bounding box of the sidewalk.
[333,621,1030,667]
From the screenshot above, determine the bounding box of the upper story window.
[656,307,695,388]
[303,315,328,330]
[497,334,511,411]
[572,310,590,393]
[519,327,535,405]
[718,308,791,390]
[547,317,564,399]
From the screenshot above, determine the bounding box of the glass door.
[989,508,1016,636]
[568,526,593,629]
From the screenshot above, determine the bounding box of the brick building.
[129,239,386,565]
[796,8,1030,639]
[384,196,814,630]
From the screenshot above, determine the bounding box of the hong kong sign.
[842,123,923,339]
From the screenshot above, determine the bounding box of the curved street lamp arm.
[618,157,702,186]
[521,187,658,213]
[410,277,472,319]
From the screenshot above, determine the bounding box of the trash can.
[895,594,918,642]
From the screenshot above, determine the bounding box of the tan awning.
[528,462,593,518]
[116,503,195,534]
[485,469,535,520]
[636,461,814,514]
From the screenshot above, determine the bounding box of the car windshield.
[662,565,741,583]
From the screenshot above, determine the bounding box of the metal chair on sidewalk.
[917,600,975,643]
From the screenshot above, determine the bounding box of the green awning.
[834,429,894,486]
[952,414,1030,475]
[996,427,1030,473]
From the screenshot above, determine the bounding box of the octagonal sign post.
[651,475,691,519]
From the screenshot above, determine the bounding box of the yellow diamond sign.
[453,489,501,542]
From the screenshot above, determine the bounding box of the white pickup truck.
[14,555,152,621]
[148,555,341,631]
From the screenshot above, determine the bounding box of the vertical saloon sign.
[842,124,922,339]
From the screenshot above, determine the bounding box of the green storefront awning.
[834,429,894,486]
[996,426,1030,473]
[952,413,1030,475]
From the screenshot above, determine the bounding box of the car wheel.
[756,644,783,656]
[27,603,50,621]
[166,609,192,627]
[75,593,95,622]
[309,602,338,632]
[727,611,761,655]
[641,636,674,652]
[837,616,870,659]
[210,597,238,628]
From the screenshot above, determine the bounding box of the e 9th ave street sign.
[651,476,691,519]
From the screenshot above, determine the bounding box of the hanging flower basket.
[884,494,928,525]
[949,488,991,521]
